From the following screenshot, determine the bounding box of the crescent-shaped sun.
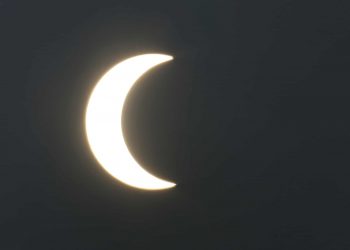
[85,54,176,190]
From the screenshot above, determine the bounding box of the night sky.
[2,0,350,249]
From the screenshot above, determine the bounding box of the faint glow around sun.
[85,54,176,190]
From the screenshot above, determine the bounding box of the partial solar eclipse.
[85,54,176,190]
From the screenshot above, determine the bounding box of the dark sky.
[2,0,350,249]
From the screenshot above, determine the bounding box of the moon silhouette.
[85,54,176,190]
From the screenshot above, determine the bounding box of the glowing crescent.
[85,54,176,190]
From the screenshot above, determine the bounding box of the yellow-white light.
[85,54,176,190]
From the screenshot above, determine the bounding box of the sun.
[85,54,176,190]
